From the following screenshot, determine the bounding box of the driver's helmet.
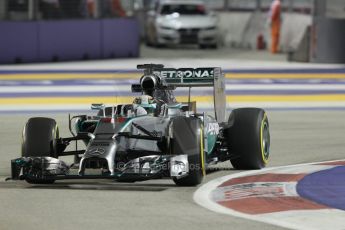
[133,95,157,116]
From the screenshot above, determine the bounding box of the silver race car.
[10,64,270,186]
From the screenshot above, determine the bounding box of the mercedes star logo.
[88,147,106,156]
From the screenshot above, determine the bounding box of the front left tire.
[22,117,59,184]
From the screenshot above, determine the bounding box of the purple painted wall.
[102,19,140,58]
[0,18,139,64]
[39,20,102,62]
[0,22,39,63]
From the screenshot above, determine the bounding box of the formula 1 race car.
[10,64,270,186]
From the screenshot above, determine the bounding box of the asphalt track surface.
[1,110,345,230]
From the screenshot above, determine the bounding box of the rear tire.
[22,117,59,184]
[171,117,205,186]
[225,108,270,169]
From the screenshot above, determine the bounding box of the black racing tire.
[171,117,205,186]
[209,43,218,49]
[22,117,59,184]
[145,40,153,47]
[199,44,218,49]
[199,44,207,49]
[154,41,165,48]
[225,108,270,169]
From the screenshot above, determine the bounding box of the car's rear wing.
[154,68,216,87]
[135,64,226,123]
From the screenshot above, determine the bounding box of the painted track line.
[194,159,345,230]
[2,69,345,112]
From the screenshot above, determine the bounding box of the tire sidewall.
[227,108,270,169]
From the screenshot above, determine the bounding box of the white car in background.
[145,1,218,48]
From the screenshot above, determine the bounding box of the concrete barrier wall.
[102,19,140,58]
[218,12,311,52]
[0,18,139,64]
[0,22,39,63]
[218,12,252,47]
[39,20,102,62]
[280,13,312,52]
[310,17,345,63]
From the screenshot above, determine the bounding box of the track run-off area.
[0,58,345,230]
